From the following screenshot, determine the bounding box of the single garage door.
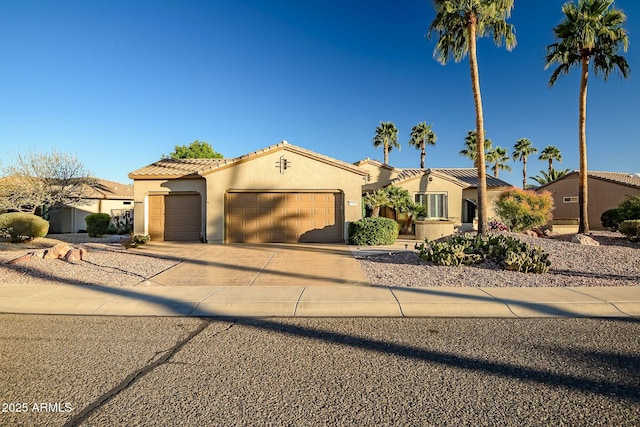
[148,193,202,242]
[227,192,342,243]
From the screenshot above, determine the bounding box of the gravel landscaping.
[1,231,638,288]
[0,234,180,287]
[357,231,640,288]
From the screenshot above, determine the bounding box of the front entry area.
[226,191,343,243]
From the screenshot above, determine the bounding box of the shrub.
[601,196,640,230]
[132,234,150,245]
[619,220,640,241]
[416,233,551,274]
[488,218,509,232]
[85,213,111,237]
[348,217,399,245]
[494,189,553,233]
[0,212,50,243]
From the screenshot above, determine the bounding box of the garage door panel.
[163,194,201,242]
[227,192,342,243]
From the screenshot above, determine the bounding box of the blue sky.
[1,0,638,186]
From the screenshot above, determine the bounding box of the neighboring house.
[128,141,368,243]
[355,159,513,228]
[535,171,640,230]
[48,179,134,233]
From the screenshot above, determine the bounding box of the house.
[47,179,134,233]
[128,141,368,243]
[535,171,640,230]
[354,158,513,228]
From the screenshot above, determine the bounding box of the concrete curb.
[1,283,639,318]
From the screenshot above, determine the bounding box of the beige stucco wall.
[359,163,399,192]
[394,175,464,224]
[131,178,207,237]
[204,148,365,243]
[463,187,510,221]
[538,175,640,230]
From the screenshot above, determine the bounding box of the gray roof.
[536,170,640,190]
[390,168,512,188]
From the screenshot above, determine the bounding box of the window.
[563,196,578,203]
[415,193,448,219]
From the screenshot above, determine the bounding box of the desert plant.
[348,217,399,245]
[600,196,640,230]
[0,212,50,242]
[416,233,551,274]
[619,220,640,241]
[494,189,553,233]
[488,218,509,232]
[85,213,111,237]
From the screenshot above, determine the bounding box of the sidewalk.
[1,282,639,318]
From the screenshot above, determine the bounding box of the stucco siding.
[395,176,463,224]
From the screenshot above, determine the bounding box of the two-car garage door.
[226,192,343,243]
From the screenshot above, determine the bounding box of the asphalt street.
[1,314,639,426]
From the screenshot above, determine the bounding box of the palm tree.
[372,121,400,165]
[531,168,572,186]
[408,122,437,168]
[363,188,390,217]
[385,186,412,221]
[486,146,511,178]
[538,146,563,174]
[512,138,537,188]
[460,130,492,167]
[429,0,516,235]
[546,0,630,234]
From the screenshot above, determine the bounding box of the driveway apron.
[141,243,371,287]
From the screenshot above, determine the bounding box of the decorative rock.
[64,249,82,263]
[44,243,72,259]
[571,234,600,246]
[7,252,35,265]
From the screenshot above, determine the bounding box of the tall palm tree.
[538,146,563,174]
[546,0,630,234]
[372,121,400,165]
[460,130,492,167]
[408,122,437,168]
[486,146,511,178]
[429,0,516,235]
[512,138,537,189]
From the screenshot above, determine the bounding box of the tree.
[538,146,563,174]
[363,188,390,217]
[385,186,412,221]
[0,149,96,215]
[485,146,511,178]
[408,122,437,168]
[545,0,630,234]
[512,138,538,189]
[372,122,400,165]
[530,168,572,186]
[460,130,492,167]
[164,140,223,159]
[428,0,516,235]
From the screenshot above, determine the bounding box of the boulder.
[44,243,72,259]
[7,252,35,265]
[571,234,600,246]
[64,248,83,263]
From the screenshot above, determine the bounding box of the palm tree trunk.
[372,206,380,217]
[384,143,389,165]
[420,144,426,168]
[578,55,590,234]
[522,158,527,189]
[548,159,553,174]
[468,15,488,235]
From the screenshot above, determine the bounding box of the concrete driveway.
[137,242,371,287]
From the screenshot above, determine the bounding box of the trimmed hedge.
[348,217,399,245]
[601,196,640,230]
[0,212,50,243]
[85,213,111,237]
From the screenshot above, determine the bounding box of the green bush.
[601,196,640,230]
[0,212,50,243]
[85,213,111,237]
[494,189,554,233]
[348,217,399,245]
[416,233,551,274]
[619,220,640,241]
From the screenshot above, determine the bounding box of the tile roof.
[88,179,134,199]
[129,142,368,179]
[587,171,640,189]
[389,168,513,188]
